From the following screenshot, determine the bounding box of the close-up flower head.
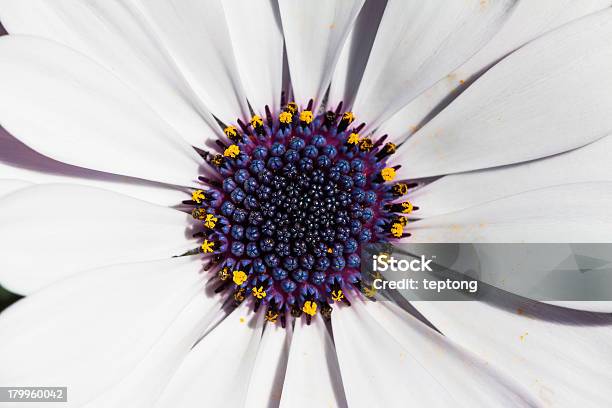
[1,0,612,407]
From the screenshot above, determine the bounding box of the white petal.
[0,0,219,147]
[395,9,612,179]
[0,257,221,408]
[155,303,264,408]
[280,318,348,408]
[328,0,388,107]
[129,0,249,124]
[460,0,612,83]
[411,134,612,218]
[223,0,284,113]
[410,183,612,313]
[411,299,612,407]
[0,36,202,186]
[333,300,538,406]
[544,301,612,314]
[379,0,612,142]
[0,128,188,207]
[353,0,516,130]
[278,0,365,108]
[86,292,223,408]
[409,182,612,243]
[0,178,30,197]
[245,323,292,408]
[0,184,196,295]
[332,301,454,407]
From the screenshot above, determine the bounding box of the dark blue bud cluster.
[185,100,415,325]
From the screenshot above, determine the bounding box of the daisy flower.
[1,0,612,406]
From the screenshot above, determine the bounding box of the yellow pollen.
[381,167,396,181]
[223,125,238,139]
[347,133,360,145]
[302,301,318,316]
[286,102,298,114]
[192,208,206,220]
[218,267,230,281]
[252,286,267,299]
[395,216,408,226]
[342,112,355,123]
[234,288,246,302]
[363,286,377,298]
[204,213,218,229]
[211,154,224,167]
[320,304,333,319]
[279,111,293,124]
[299,110,314,124]
[327,247,333,254]
[265,311,279,323]
[201,240,215,253]
[401,202,414,214]
[390,223,404,238]
[191,190,206,203]
[233,270,248,285]
[331,290,344,302]
[251,115,264,128]
[385,143,397,154]
[393,183,408,196]
[224,144,240,158]
[359,138,373,152]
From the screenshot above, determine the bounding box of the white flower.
[1,0,612,407]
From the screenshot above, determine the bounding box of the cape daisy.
[1,0,612,407]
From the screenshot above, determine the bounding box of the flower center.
[185,100,415,326]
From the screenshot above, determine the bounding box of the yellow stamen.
[302,301,318,316]
[223,125,238,139]
[265,310,279,323]
[384,142,397,154]
[233,270,248,285]
[299,110,314,124]
[279,111,293,124]
[191,189,206,203]
[211,154,224,167]
[396,216,408,226]
[358,138,373,152]
[380,167,396,181]
[342,112,355,123]
[285,102,298,114]
[392,183,408,196]
[331,290,344,302]
[218,267,230,281]
[204,213,218,229]
[201,239,215,253]
[327,247,333,254]
[252,286,267,299]
[401,201,414,214]
[320,304,333,319]
[251,115,264,129]
[347,133,360,145]
[224,144,241,158]
[192,208,206,220]
[363,286,377,298]
[234,288,246,302]
[390,223,404,238]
